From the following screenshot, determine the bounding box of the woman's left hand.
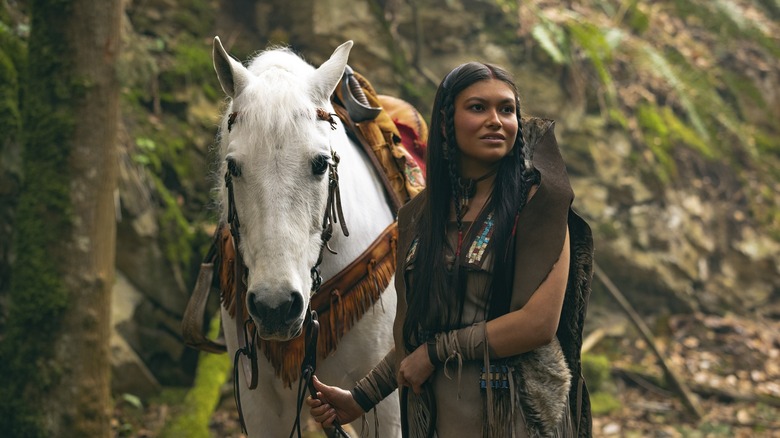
[397,343,435,394]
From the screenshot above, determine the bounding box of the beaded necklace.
[454,168,497,257]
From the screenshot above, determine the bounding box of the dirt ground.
[112,312,780,437]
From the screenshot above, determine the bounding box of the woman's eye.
[311,154,330,175]
[501,106,516,114]
[469,104,485,111]
[226,156,241,177]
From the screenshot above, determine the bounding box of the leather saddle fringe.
[219,222,398,387]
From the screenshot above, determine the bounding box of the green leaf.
[532,22,567,64]
[122,393,143,410]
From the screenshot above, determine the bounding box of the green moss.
[597,221,619,240]
[158,314,231,438]
[590,391,621,415]
[0,24,25,145]
[582,353,611,392]
[152,174,195,269]
[0,0,79,435]
[171,0,214,35]
[171,40,213,82]
[0,50,21,140]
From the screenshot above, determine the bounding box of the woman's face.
[452,79,518,178]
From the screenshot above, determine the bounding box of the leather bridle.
[224,109,351,437]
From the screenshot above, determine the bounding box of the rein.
[225,108,351,436]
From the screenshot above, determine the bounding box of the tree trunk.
[0,0,122,436]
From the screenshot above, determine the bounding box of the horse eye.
[226,156,242,177]
[311,154,329,175]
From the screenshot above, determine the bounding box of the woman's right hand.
[306,376,364,427]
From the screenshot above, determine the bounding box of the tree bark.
[49,1,123,435]
[0,0,122,436]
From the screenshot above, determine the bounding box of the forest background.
[0,0,778,437]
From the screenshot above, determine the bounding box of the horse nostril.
[284,292,304,323]
[247,292,262,319]
[246,289,304,329]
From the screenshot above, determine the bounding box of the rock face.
[107,0,777,392]
[225,0,779,317]
[113,142,201,387]
[4,0,776,395]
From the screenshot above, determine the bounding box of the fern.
[633,43,710,143]
[670,0,780,57]
[531,20,568,64]
[566,21,622,106]
[637,103,676,181]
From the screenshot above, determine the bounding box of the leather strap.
[181,235,227,353]
[332,103,404,213]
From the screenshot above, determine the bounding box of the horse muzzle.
[246,287,306,340]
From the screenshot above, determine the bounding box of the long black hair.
[403,62,536,351]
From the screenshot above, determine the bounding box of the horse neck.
[316,129,394,281]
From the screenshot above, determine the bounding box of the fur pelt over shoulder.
[521,117,594,437]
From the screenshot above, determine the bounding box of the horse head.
[212,37,353,341]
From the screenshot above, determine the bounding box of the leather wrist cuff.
[351,350,398,412]
[426,338,442,367]
[432,320,488,363]
[350,386,376,413]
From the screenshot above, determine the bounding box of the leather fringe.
[257,253,395,387]
[483,339,572,438]
[218,226,241,320]
[218,220,397,387]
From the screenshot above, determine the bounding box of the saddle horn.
[341,65,382,123]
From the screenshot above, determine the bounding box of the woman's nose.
[485,109,502,127]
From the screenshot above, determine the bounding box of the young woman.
[308,62,594,437]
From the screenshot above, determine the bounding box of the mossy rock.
[590,391,621,415]
[158,315,231,438]
[582,353,611,392]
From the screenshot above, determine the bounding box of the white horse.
[212,37,400,437]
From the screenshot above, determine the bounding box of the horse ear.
[213,36,250,98]
[311,40,353,102]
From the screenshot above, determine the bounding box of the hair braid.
[443,96,464,232]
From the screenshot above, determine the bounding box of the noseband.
[224,109,350,436]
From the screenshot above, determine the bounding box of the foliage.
[509,0,780,236]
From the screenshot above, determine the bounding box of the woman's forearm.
[351,347,398,412]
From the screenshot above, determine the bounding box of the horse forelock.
[224,49,332,156]
[214,46,338,245]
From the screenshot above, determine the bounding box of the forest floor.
[112,312,780,437]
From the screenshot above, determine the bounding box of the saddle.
[181,67,428,383]
[332,65,426,211]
